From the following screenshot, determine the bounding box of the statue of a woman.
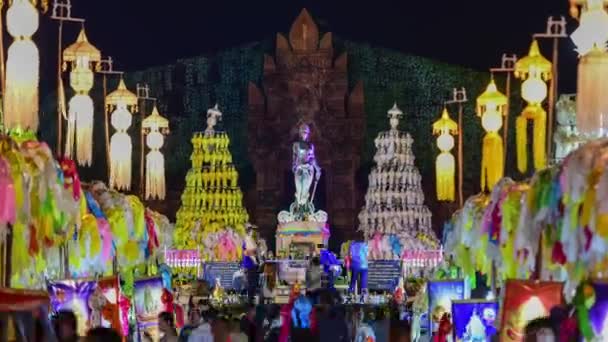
[292,124,321,209]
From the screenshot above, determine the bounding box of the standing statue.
[278,123,328,223]
[205,104,222,133]
[293,123,321,207]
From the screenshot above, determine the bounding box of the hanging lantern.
[432,108,458,201]
[62,28,101,166]
[476,78,507,191]
[570,0,608,138]
[106,78,137,190]
[514,40,552,173]
[142,106,169,200]
[3,0,40,132]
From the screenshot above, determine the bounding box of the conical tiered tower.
[358,104,439,260]
[173,105,249,261]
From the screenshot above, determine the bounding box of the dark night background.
[72,0,577,90]
[32,0,581,245]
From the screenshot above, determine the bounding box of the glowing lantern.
[432,108,458,201]
[142,106,169,200]
[476,78,507,191]
[570,1,608,138]
[63,28,101,166]
[106,78,137,191]
[514,40,551,173]
[4,0,41,132]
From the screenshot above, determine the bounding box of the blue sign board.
[202,262,241,289]
[367,260,402,290]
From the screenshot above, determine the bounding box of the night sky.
[64,0,578,91]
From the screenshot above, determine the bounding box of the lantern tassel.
[481,131,504,191]
[532,106,547,170]
[67,94,94,166]
[516,114,528,173]
[4,39,39,131]
[436,152,455,201]
[110,132,132,191]
[146,150,166,200]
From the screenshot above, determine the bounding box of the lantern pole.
[97,57,123,182]
[490,54,517,167]
[51,0,84,156]
[136,83,156,198]
[446,88,467,208]
[533,16,567,163]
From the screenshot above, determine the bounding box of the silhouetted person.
[85,327,121,342]
[52,310,78,342]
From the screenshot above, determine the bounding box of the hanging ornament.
[514,40,552,173]
[62,28,101,166]
[142,106,169,200]
[432,108,458,201]
[476,78,507,191]
[4,0,40,132]
[106,78,137,190]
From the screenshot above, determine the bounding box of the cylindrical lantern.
[476,79,507,191]
[4,0,40,132]
[106,78,137,190]
[514,40,552,173]
[570,1,608,138]
[142,106,169,200]
[432,108,458,201]
[63,28,101,166]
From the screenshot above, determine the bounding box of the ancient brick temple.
[247,9,365,247]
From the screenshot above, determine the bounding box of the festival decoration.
[451,300,499,341]
[142,105,169,200]
[173,109,250,261]
[96,276,123,336]
[514,39,551,173]
[476,78,507,191]
[589,280,608,339]
[500,280,563,341]
[553,94,580,162]
[445,138,608,296]
[47,279,97,336]
[432,107,458,201]
[570,0,608,138]
[427,279,465,332]
[358,104,437,261]
[106,78,137,191]
[63,28,101,166]
[3,0,43,132]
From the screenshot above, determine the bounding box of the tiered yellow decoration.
[106,78,137,191]
[432,108,458,201]
[476,78,507,191]
[515,40,551,173]
[173,125,249,261]
[570,0,608,138]
[63,28,101,167]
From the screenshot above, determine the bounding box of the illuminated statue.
[205,104,222,133]
[278,123,328,223]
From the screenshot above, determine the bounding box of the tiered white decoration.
[358,103,439,260]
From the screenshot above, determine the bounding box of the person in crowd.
[159,312,178,342]
[371,307,389,342]
[390,319,412,342]
[228,317,248,342]
[52,310,78,342]
[263,305,282,342]
[317,304,348,342]
[179,307,201,342]
[524,317,557,342]
[188,309,214,342]
[240,304,257,341]
[211,316,230,342]
[85,328,121,342]
[306,256,323,304]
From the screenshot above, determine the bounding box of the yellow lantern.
[106,78,137,191]
[432,108,458,201]
[476,78,507,191]
[3,0,40,132]
[142,106,169,200]
[570,1,608,138]
[63,28,101,166]
[514,40,551,173]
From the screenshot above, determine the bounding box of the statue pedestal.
[275,220,330,254]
